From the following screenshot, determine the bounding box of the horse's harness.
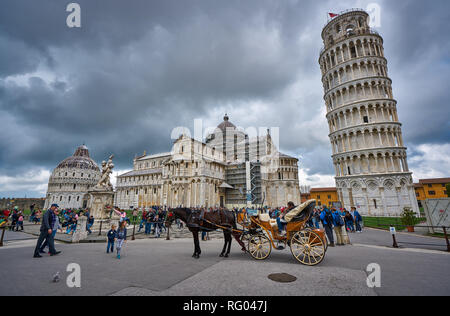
[187,209,244,234]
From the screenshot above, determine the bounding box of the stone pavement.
[347,227,449,252]
[0,231,449,296]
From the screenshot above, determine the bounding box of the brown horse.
[166,208,247,259]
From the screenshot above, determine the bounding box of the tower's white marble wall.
[319,10,419,216]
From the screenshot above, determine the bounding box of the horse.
[165,208,247,259]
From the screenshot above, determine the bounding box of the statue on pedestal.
[95,154,114,190]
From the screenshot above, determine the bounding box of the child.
[115,221,127,259]
[16,213,24,231]
[106,224,117,254]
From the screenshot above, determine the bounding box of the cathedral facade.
[115,115,301,209]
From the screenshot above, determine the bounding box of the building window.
[428,184,432,188]
[73,184,76,190]
[428,191,436,196]
[328,195,331,199]
[363,116,369,123]
[373,199,377,209]
[77,196,80,201]
[317,195,321,199]
[416,193,420,197]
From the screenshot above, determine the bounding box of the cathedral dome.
[216,114,236,132]
[56,145,100,171]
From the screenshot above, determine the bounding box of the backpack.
[335,213,344,227]
[323,210,334,227]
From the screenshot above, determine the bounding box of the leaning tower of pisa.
[319,9,419,216]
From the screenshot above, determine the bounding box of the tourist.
[276,207,287,235]
[15,212,24,231]
[33,209,42,224]
[86,215,94,234]
[9,208,18,231]
[29,208,36,223]
[320,206,335,247]
[132,209,138,224]
[106,224,117,254]
[115,221,127,259]
[33,204,61,258]
[113,208,127,223]
[138,209,147,232]
[39,208,61,254]
[332,208,344,246]
[313,208,321,229]
[66,214,77,234]
[154,212,161,238]
[29,204,35,222]
[145,213,152,235]
[344,210,355,232]
[352,207,363,233]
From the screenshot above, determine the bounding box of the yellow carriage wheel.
[290,230,326,266]
[248,235,272,260]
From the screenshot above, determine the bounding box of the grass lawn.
[362,216,427,231]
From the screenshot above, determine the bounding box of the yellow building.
[414,178,450,208]
[310,188,340,208]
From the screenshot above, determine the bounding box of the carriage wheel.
[290,230,325,266]
[248,235,272,260]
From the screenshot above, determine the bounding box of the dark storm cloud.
[0,0,449,196]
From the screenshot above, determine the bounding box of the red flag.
[328,13,339,18]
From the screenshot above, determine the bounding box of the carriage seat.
[258,213,271,222]
[259,213,278,230]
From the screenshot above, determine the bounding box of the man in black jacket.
[33,204,61,258]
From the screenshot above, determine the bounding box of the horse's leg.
[233,232,247,252]
[225,231,232,257]
[192,230,200,258]
[220,230,227,257]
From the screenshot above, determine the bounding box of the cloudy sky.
[1,0,449,198]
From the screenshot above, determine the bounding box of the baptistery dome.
[44,145,101,210]
[56,145,99,170]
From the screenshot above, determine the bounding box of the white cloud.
[0,169,50,196]
[409,143,450,181]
